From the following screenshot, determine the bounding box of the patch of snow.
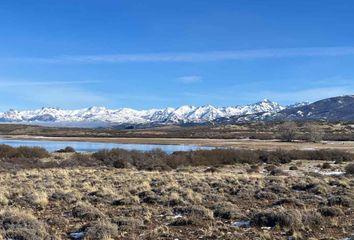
[302,147,316,151]
[70,231,85,239]
[316,170,345,176]
[232,220,250,228]
[296,110,304,116]
[172,214,183,219]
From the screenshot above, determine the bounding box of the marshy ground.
[0,150,353,240]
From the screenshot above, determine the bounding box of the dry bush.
[289,165,298,170]
[213,202,240,220]
[305,123,324,143]
[27,191,49,208]
[93,148,170,170]
[0,208,48,240]
[72,202,105,220]
[319,206,343,217]
[169,217,196,226]
[0,144,16,159]
[345,163,354,175]
[0,145,49,160]
[270,168,287,176]
[174,205,214,220]
[50,190,79,204]
[255,190,278,200]
[278,122,297,142]
[302,211,323,229]
[327,195,354,207]
[58,153,98,168]
[83,220,119,240]
[272,198,304,208]
[56,146,76,153]
[250,209,301,229]
[292,182,318,192]
[0,144,350,171]
[321,162,331,169]
[112,216,144,229]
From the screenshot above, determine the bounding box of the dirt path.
[1,134,354,152]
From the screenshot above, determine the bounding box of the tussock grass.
[0,147,350,239]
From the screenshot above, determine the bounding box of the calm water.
[0,138,213,153]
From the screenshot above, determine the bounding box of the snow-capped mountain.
[0,99,304,127]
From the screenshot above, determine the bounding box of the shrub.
[305,124,324,143]
[289,165,298,170]
[27,191,49,208]
[14,146,49,159]
[272,198,304,208]
[88,148,354,171]
[270,168,287,176]
[292,182,318,192]
[84,220,119,240]
[278,122,297,142]
[0,144,16,159]
[345,163,354,175]
[56,146,75,153]
[319,206,343,217]
[174,205,214,220]
[255,191,278,200]
[250,210,300,229]
[213,202,239,220]
[0,145,49,160]
[302,211,323,229]
[327,195,353,207]
[72,203,105,220]
[169,217,195,226]
[111,216,144,229]
[0,208,48,239]
[58,153,97,168]
[321,162,332,169]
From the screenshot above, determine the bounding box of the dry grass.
[0,159,351,239]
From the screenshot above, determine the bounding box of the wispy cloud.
[4,47,354,64]
[177,75,203,84]
[0,80,98,87]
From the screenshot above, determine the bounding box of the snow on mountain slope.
[0,99,295,126]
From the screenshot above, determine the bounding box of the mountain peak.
[0,98,311,127]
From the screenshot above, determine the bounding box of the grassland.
[0,160,353,239]
[0,121,353,141]
[0,146,352,239]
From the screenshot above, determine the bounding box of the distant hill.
[273,95,354,121]
[213,95,354,124]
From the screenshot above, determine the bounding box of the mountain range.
[0,95,353,127]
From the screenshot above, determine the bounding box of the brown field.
[0,121,353,141]
[0,158,353,239]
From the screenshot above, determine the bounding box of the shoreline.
[1,134,354,152]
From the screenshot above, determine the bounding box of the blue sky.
[0,0,354,110]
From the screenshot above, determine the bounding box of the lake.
[0,138,213,153]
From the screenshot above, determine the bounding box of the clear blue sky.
[0,0,354,110]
